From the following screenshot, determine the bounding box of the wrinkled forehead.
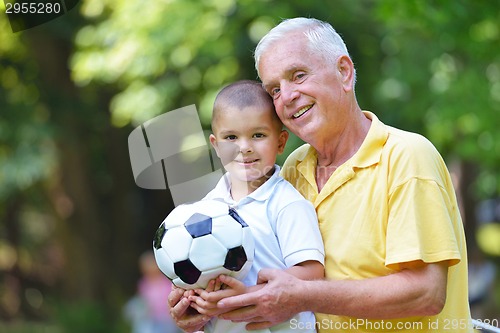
[259,37,322,84]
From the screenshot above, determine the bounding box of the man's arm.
[304,260,447,318]
[216,260,448,331]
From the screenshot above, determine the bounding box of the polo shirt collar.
[210,165,282,205]
[350,111,388,169]
[296,111,388,181]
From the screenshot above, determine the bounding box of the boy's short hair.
[212,80,282,131]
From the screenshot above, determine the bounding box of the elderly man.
[169,17,472,333]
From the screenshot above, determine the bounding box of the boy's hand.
[168,286,210,332]
[188,275,247,316]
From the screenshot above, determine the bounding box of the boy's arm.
[286,260,324,280]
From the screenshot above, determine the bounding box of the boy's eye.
[224,135,237,140]
[253,133,265,138]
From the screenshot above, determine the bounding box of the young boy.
[187,80,325,332]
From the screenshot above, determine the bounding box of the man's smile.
[293,104,313,118]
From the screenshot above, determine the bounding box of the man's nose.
[280,81,299,105]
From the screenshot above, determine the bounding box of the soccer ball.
[152,199,255,289]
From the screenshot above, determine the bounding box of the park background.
[1,0,499,332]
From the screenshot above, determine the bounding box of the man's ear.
[277,129,289,154]
[209,134,220,157]
[337,55,355,92]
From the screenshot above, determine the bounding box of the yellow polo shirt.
[281,112,472,332]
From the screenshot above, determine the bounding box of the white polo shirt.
[203,165,324,333]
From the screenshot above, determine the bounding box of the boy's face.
[210,105,288,190]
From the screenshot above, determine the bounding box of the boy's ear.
[277,129,289,154]
[209,134,220,157]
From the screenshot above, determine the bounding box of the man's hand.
[168,286,211,332]
[216,270,302,330]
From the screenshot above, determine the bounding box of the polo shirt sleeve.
[275,200,325,268]
[385,176,462,271]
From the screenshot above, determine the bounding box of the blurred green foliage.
[68,0,500,197]
[374,1,500,198]
[1,0,497,200]
[0,0,499,329]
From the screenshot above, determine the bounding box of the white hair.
[254,17,355,81]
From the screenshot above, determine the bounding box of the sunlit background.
[0,0,499,332]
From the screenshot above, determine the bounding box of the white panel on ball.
[211,217,243,249]
[161,227,193,262]
[189,236,228,271]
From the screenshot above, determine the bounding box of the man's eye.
[271,87,280,96]
[294,72,306,81]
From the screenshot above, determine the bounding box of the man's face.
[258,34,346,144]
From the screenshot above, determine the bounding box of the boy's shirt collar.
[208,165,282,206]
